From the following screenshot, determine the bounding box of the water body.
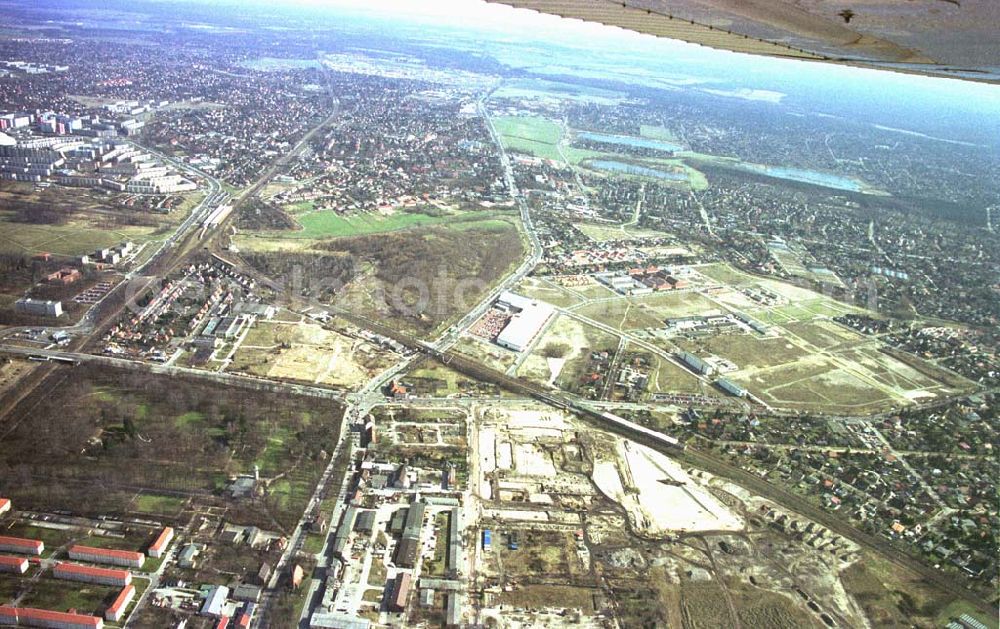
[590,159,687,181]
[735,163,863,192]
[577,132,683,152]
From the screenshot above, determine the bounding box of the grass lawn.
[493,115,603,165]
[254,207,514,242]
[132,492,187,515]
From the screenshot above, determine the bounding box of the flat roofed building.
[53,563,131,587]
[67,545,144,569]
[104,584,135,622]
[201,585,229,617]
[232,583,262,603]
[14,298,63,318]
[0,555,28,574]
[0,536,44,556]
[495,293,554,353]
[309,612,371,629]
[446,592,462,628]
[716,378,747,397]
[0,605,104,628]
[148,527,174,558]
[0,498,10,515]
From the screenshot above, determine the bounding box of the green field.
[639,125,680,142]
[249,207,517,244]
[493,115,602,164]
[132,492,187,515]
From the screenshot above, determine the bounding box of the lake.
[577,132,683,153]
[590,160,688,181]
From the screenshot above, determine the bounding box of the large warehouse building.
[67,545,144,569]
[495,292,555,353]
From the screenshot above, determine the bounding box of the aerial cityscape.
[0,1,996,628]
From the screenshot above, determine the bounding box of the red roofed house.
[148,527,174,558]
[105,584,136,622]
[54,562,131,587]
[0,536,44,556]
[68,545,144,569]
[0,498,10,515]
[0,555,28,574]
[0,605,104,628]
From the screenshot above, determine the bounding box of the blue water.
[577,132,683,153]
[590,160,687,181]
[737,163,863,192]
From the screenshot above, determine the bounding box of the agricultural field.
[0,366,342,531]
[228,319,397,388]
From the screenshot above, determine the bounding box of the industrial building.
[0,556,28,574]
[678,351,714,375]
[232,583,262,603]
[104,585,135,622]
[14,298,63,318]
[716,378,748,397]
[446,592,462,627]
[393,502,426,568]
[0,606,104,628]
[446,507,462,574]
[147,527,174,558]
[354,510,376,534]
[495,292,555,353]
[388,572,412,612]
[201,585,230,617]
[309,611,371,629]
[0,536,44,556]
[53,563,131,587]
[67,545,144,569]
[178,544,199,568]
[332,506,358,561]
